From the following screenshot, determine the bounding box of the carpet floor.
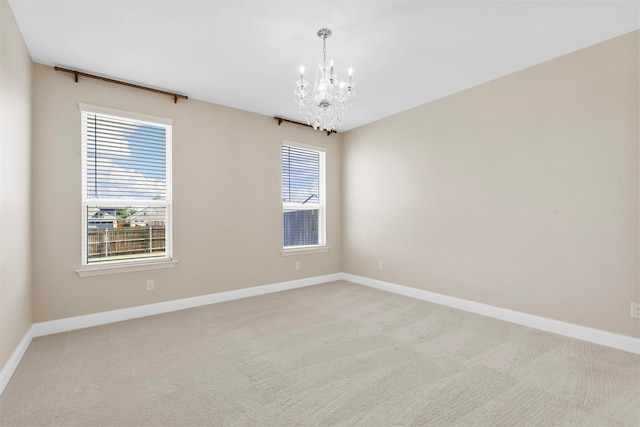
[1,281,639,426]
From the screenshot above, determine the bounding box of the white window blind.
[80,105,172,267]
[84,113,167,200]
[282,143,325,248]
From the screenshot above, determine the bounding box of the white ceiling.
[7,1,640,132]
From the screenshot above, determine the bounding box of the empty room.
[1,0,639,425]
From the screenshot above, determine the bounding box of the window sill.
[76,259,177,277]
[281,246,329,256]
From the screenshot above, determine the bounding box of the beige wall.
[31,64,342,322]
[0,0,33,368]
[343,31,639,338]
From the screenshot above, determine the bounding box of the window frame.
[77,104,175,276]
[281,140,327,254]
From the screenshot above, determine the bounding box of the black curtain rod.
[54,66,188,103]
[274,116,336,136]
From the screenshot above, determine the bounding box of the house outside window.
[282,142,326,250]
[80,104,172,269]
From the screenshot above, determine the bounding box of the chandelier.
[295,28,356,132]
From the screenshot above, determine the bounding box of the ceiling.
[7,1,640,132]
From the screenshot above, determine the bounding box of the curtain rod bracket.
[54,66,188,103]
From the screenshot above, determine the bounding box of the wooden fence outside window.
[87,226,166,262]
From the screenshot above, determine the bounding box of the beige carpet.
[1,281,639,426]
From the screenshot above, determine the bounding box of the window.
[282,142,326,249]
[80,104,172,269]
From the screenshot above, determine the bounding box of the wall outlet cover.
[631,303,640,319]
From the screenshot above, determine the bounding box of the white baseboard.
[0,326,33,396]
[32,273,343,337]
[342,273,640,355]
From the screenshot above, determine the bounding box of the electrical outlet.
[295,261,300,270]
[378,262,384,271]
[631,303,640,319]
[146,279,155,291]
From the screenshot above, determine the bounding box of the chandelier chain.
[323,37,326,65]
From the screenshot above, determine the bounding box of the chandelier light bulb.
[299,65,305,75]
